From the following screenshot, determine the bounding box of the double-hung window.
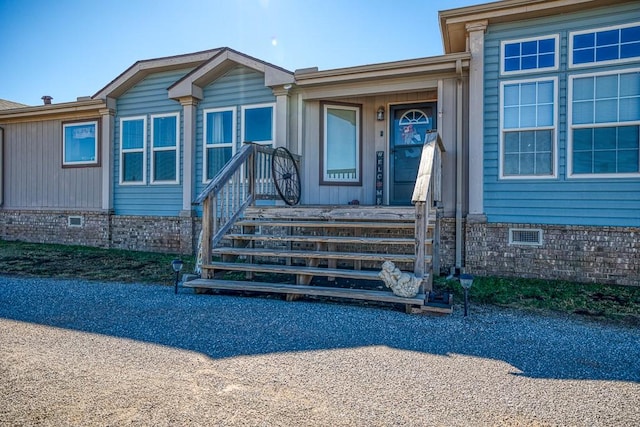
[241,103,274,146]
[321,102,361,185]
[62,120,99,167]
[569,70,640,177]
[500,78,557,178]
[151,113,179,184]
[571,23,640,67]
[203,108,235,182]
[501,35,558,75]
[120,116,146,184]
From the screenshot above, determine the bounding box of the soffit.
[439,0,630,53]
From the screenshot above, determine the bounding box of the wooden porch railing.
[411,131,445,290]
[194,143,301,273]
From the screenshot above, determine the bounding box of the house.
[0,0,637,295]
[440,0,640,286]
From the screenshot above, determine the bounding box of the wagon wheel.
[271,147,301,206]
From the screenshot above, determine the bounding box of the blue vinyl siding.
[114,69,190,216]
[483,3,640,227]
[194,66,276,198]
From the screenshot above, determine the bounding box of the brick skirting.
[463,221,639,286]
[0,210,199,255]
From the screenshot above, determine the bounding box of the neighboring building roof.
[439,0,632,53]
[0,98,28,110]
[92,48,223,100]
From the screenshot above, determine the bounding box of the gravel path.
[0,275,639,426]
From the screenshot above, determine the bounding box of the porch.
[184,137,449,312]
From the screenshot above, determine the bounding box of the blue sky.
[0,0,482,106]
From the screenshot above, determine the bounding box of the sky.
[0,0,484,106]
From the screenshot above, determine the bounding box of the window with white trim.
[569,70,640,176]
[203,107,235,182]
[241,103,274,146]
[321,102,361,184]
[501,35,558,75]
[500,78,556,178]
[120,116,146,184]
[571,22,640,67]
[151,113,179,184]
[63,120,99,166]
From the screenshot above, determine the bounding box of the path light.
[459,274,474,317]
[171,259,184,294]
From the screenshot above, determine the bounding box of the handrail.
[411,131,444,291]
[194,142,301,275]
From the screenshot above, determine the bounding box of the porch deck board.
[236,220,420,229]
[203,262,386,280]
[211,247,429,263]
[182,278,427,305]
[224,234,433,246]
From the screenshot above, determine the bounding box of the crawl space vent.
[509,228,543,246]
[68,216,83,227]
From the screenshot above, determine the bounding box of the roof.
[168,47,294,100]
[439,0,632,53]
[92,49,223,100]
[0,99,28,110]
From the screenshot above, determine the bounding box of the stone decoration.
[379,260,422,298]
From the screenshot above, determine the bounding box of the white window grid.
[499,77,558,180]
[500,34,559,76]
[150,112,180,185]
[203,107,237,183]
[119,116,147,185]
[567,68,640,178]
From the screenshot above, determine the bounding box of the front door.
[389,103,436,205]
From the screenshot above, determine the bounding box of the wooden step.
[203,262,387,281]
[211,247,429,263]
[236,219,418,229]
[182,278,427,305]
[245,206,417,221]
[224,234,433,246]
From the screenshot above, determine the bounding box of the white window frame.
[119,115,147,185]
[499,77,558,180]
[203,107,236,183]
[241,103,276,146]
[570,21,640,69]
[568,68,640,178]
[322,103,361,185]
[150,112,180,185]
[62,120,99,166]
[500,34,559,76]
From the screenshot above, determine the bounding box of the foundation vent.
[509,228,543,246]
[68,215,83,227]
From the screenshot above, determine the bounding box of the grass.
[434,275,640,326]
[0,240,195,285]
[1,239,638,325]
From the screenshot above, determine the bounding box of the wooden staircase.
[183,205,441,312]
[185,135,447,313]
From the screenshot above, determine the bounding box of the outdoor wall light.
[171,259,184,294]
[459,274,474,317]
[376,106,385,121]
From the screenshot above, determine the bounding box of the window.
[500,78,556,178]
[62,120,99,166]
[203,108,236,182]
[151,113,179,184]
[501,35,558,75]
[321,103,361,185]
[120,116,146,184]
[571,22,640,67]
[569,70,640,176]
[241,104,274,146]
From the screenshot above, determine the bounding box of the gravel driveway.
[1,275,638,426]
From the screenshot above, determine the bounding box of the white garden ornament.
[378,261,422,298]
